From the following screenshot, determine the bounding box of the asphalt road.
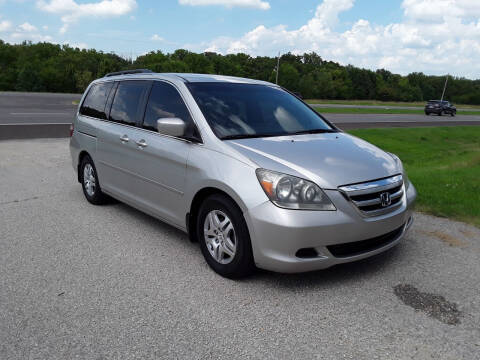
[0,91,81,125]
[310,103,478,111]
[1,139,479,359]
[2,92,480,130]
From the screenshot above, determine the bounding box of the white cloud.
[18,22,37,32]
[402,0,480,22]
[37,0,137,33]
[0,17,52,42]
[0,20,12,32]
[193,0,480,78]
[179,0,270,10]
[151,34,164,41]
[11,32,53,42]
[65,41,88,49]
[11,21,52,41]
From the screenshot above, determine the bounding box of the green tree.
[1,39,480,104]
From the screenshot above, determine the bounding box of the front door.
[127,80,199,227]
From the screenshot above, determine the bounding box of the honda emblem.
[380,192,391,207]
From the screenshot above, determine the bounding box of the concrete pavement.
[1,139,479,359]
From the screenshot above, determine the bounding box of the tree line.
[2,40,480,104]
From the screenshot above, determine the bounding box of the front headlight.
[256,169,336,211]
[388,152,410,190]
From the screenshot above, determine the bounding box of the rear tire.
[450,111,455,117]
[438,111,443,116]
[196,194,255,279]
[80,155,109,205]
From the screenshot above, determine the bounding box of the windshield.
[186,82,335,139]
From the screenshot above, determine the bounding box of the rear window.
[109,81,149,126]
[80,82,113,119]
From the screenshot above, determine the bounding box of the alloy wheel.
[83,163,96,197]
[203,210,236,264]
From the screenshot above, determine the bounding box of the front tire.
[80,155,109,205]
[196,194,255,278]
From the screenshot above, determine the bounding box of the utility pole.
[441,74,449,101]
[275,52,280,84]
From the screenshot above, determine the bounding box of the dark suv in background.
[424,100,456,116]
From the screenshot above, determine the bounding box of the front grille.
[339,175,404,217]
[327,225,404,258]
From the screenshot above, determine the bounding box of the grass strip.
[315,107,480,116]
[348,126,480,227]
[306,99,480,109]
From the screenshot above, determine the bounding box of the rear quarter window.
[80,82,114,119]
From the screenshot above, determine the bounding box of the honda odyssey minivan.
[70,70,417,278]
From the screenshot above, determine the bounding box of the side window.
[143,81,194,133]
[80,82,113,119]
[109,81,149,126]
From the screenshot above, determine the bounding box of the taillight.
[69,123,74,137]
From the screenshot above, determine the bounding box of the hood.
[226,133,400,189]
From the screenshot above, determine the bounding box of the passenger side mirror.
[157,118,186,137]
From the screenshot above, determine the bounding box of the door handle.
[136,139,148,148]
[120,135,129,143]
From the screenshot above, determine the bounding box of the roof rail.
[104,69,153,77]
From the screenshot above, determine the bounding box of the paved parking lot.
[1,139,479,359]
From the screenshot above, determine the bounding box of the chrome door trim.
[79,114,204,146]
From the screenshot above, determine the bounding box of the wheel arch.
[187,186,246,243]
[77,151,92,183]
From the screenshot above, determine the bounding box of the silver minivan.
[70,70,417,278]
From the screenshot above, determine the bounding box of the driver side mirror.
[157,118,186,138]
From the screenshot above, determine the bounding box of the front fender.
[184,146,267,214]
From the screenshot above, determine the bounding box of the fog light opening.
[295,248,319,259]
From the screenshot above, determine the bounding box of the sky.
[1,0,480,78]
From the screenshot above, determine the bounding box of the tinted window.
[187,83,334,139]
[110,81,148,126]
[80,82,113,119]
[143,81,194,132]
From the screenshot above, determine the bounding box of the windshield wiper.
[292,128,337,135]
[220,133,283,140]
[221,129,336,140]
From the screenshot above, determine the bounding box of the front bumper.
[245,182,417,273]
